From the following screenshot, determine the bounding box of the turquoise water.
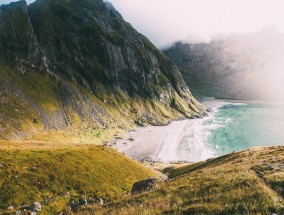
[204,102,284,156]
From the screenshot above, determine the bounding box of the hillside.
[164,27,284,101]
[0,0,205,142]
[0,146,161,214]
[79,146,284,215]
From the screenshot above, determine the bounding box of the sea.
[176,100,284,162]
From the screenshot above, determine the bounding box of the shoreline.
[111,119,193,162]
[110,99,234,163]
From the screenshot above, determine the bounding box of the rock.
[79,198,87,206]
[87,198,96,204]
[30,212,37,215]
[131,178,158,195]
[69,200,79,211]
[128,137,134,141]
[99,198,104,206]
[0,0,205,141]
[0,163,4,168]
[7,205,14,210]
[29,202,41,212]
[15,210,21,215]
[256,171,264,178]
[30,166,37,170]
[164,30,284,101]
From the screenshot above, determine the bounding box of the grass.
[78,147,284,215]
[0,146,159,214]
[0,64,204,143]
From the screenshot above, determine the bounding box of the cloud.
[2,0,284,48]
[109,0,284,47]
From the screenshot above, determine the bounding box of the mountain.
[164,27,284,101]
[0,0,204,141]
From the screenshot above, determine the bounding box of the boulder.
[29,202,41,212]
[79,198,87,206]
[99,198,104,206]
[68,200,79,211]
[131,178,158,195]
[7,205,14,210]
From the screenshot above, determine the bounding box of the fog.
[109,0,284,48]
[107,0,284,101]
[1,0,284,101]
[2,0,284,47]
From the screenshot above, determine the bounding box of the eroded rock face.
[131,178,158,195]
[26,0,203,102]
[0,0,205,139]
[0,0,44,73]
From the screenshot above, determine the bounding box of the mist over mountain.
[164,26,284,101]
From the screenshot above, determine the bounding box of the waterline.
[112,100,284,163]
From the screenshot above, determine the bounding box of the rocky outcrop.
[27,0,196,101]
[0,0,205,140]
[0,0,44,73]
[131,178,158,195]
[29,202,42,212]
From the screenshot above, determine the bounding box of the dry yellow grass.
[77,146,284,215]
[0,145,160,214]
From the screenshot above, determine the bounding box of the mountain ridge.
[164,28,284,101]
[0,0,205,141]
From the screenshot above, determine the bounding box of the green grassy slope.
[0,65,199,143]
[79,147,284,215]
[0,146,159,214]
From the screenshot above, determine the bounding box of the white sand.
[111,99,229,163]
[112,120,192,162]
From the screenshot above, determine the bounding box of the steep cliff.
[0,0,204,141]
[164,27,284,101]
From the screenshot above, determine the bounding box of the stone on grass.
[29,202,41,212]
[131,178,158,195]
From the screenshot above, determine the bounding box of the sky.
[108,0,284,47]
[0,0,34,4]
[1,0,284,47]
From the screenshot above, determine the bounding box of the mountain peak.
[0,0,204,140]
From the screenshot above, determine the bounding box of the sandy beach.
[111,120,192,162]
[111,99,231,163]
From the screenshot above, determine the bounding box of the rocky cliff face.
[0,0,204,140]
[164,27,284,101]
[0,0,43,73]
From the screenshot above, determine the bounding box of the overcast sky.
[1,0,284,47]
[0,0,34,4]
